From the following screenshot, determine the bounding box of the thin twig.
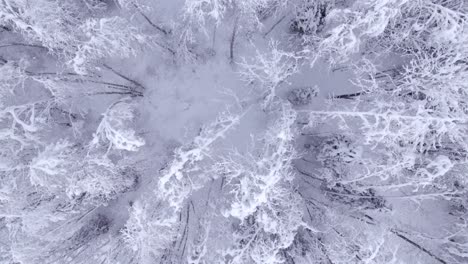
[318,237,335,264]
[72,79,136,90]
[229,16,239,64]
[102,64,146,90]
[329,92,366,100]
[87,91,142,97]
[26,70,98,79]
[0,42,47,49]
[263,13,289,38]
[295,167,325,181]
[134,4,170,35]
[178,204,190,260]
[390,229,447,264]
[154,41,176,56]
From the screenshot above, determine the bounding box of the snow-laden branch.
[305,106,467,152]
[71,17,148,74]
[92,99,145,152]
[238,41,302,108]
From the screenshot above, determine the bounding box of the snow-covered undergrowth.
[0,0,467,263]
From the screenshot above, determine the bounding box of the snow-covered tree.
[0,0,149,74]
[71,17,148,74]
[238,41,302,108]
[214,103,307,264]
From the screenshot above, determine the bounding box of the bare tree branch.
[102,63,147,91]
[0,42,48,49]
[263,13,289,38]
[229,16,239,64]
[390,229,447,264]
[134,3,171,35]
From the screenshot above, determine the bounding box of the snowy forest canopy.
[0,0,467,263]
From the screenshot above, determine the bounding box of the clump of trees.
[0,0,149,263]
[1,0,467,263]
